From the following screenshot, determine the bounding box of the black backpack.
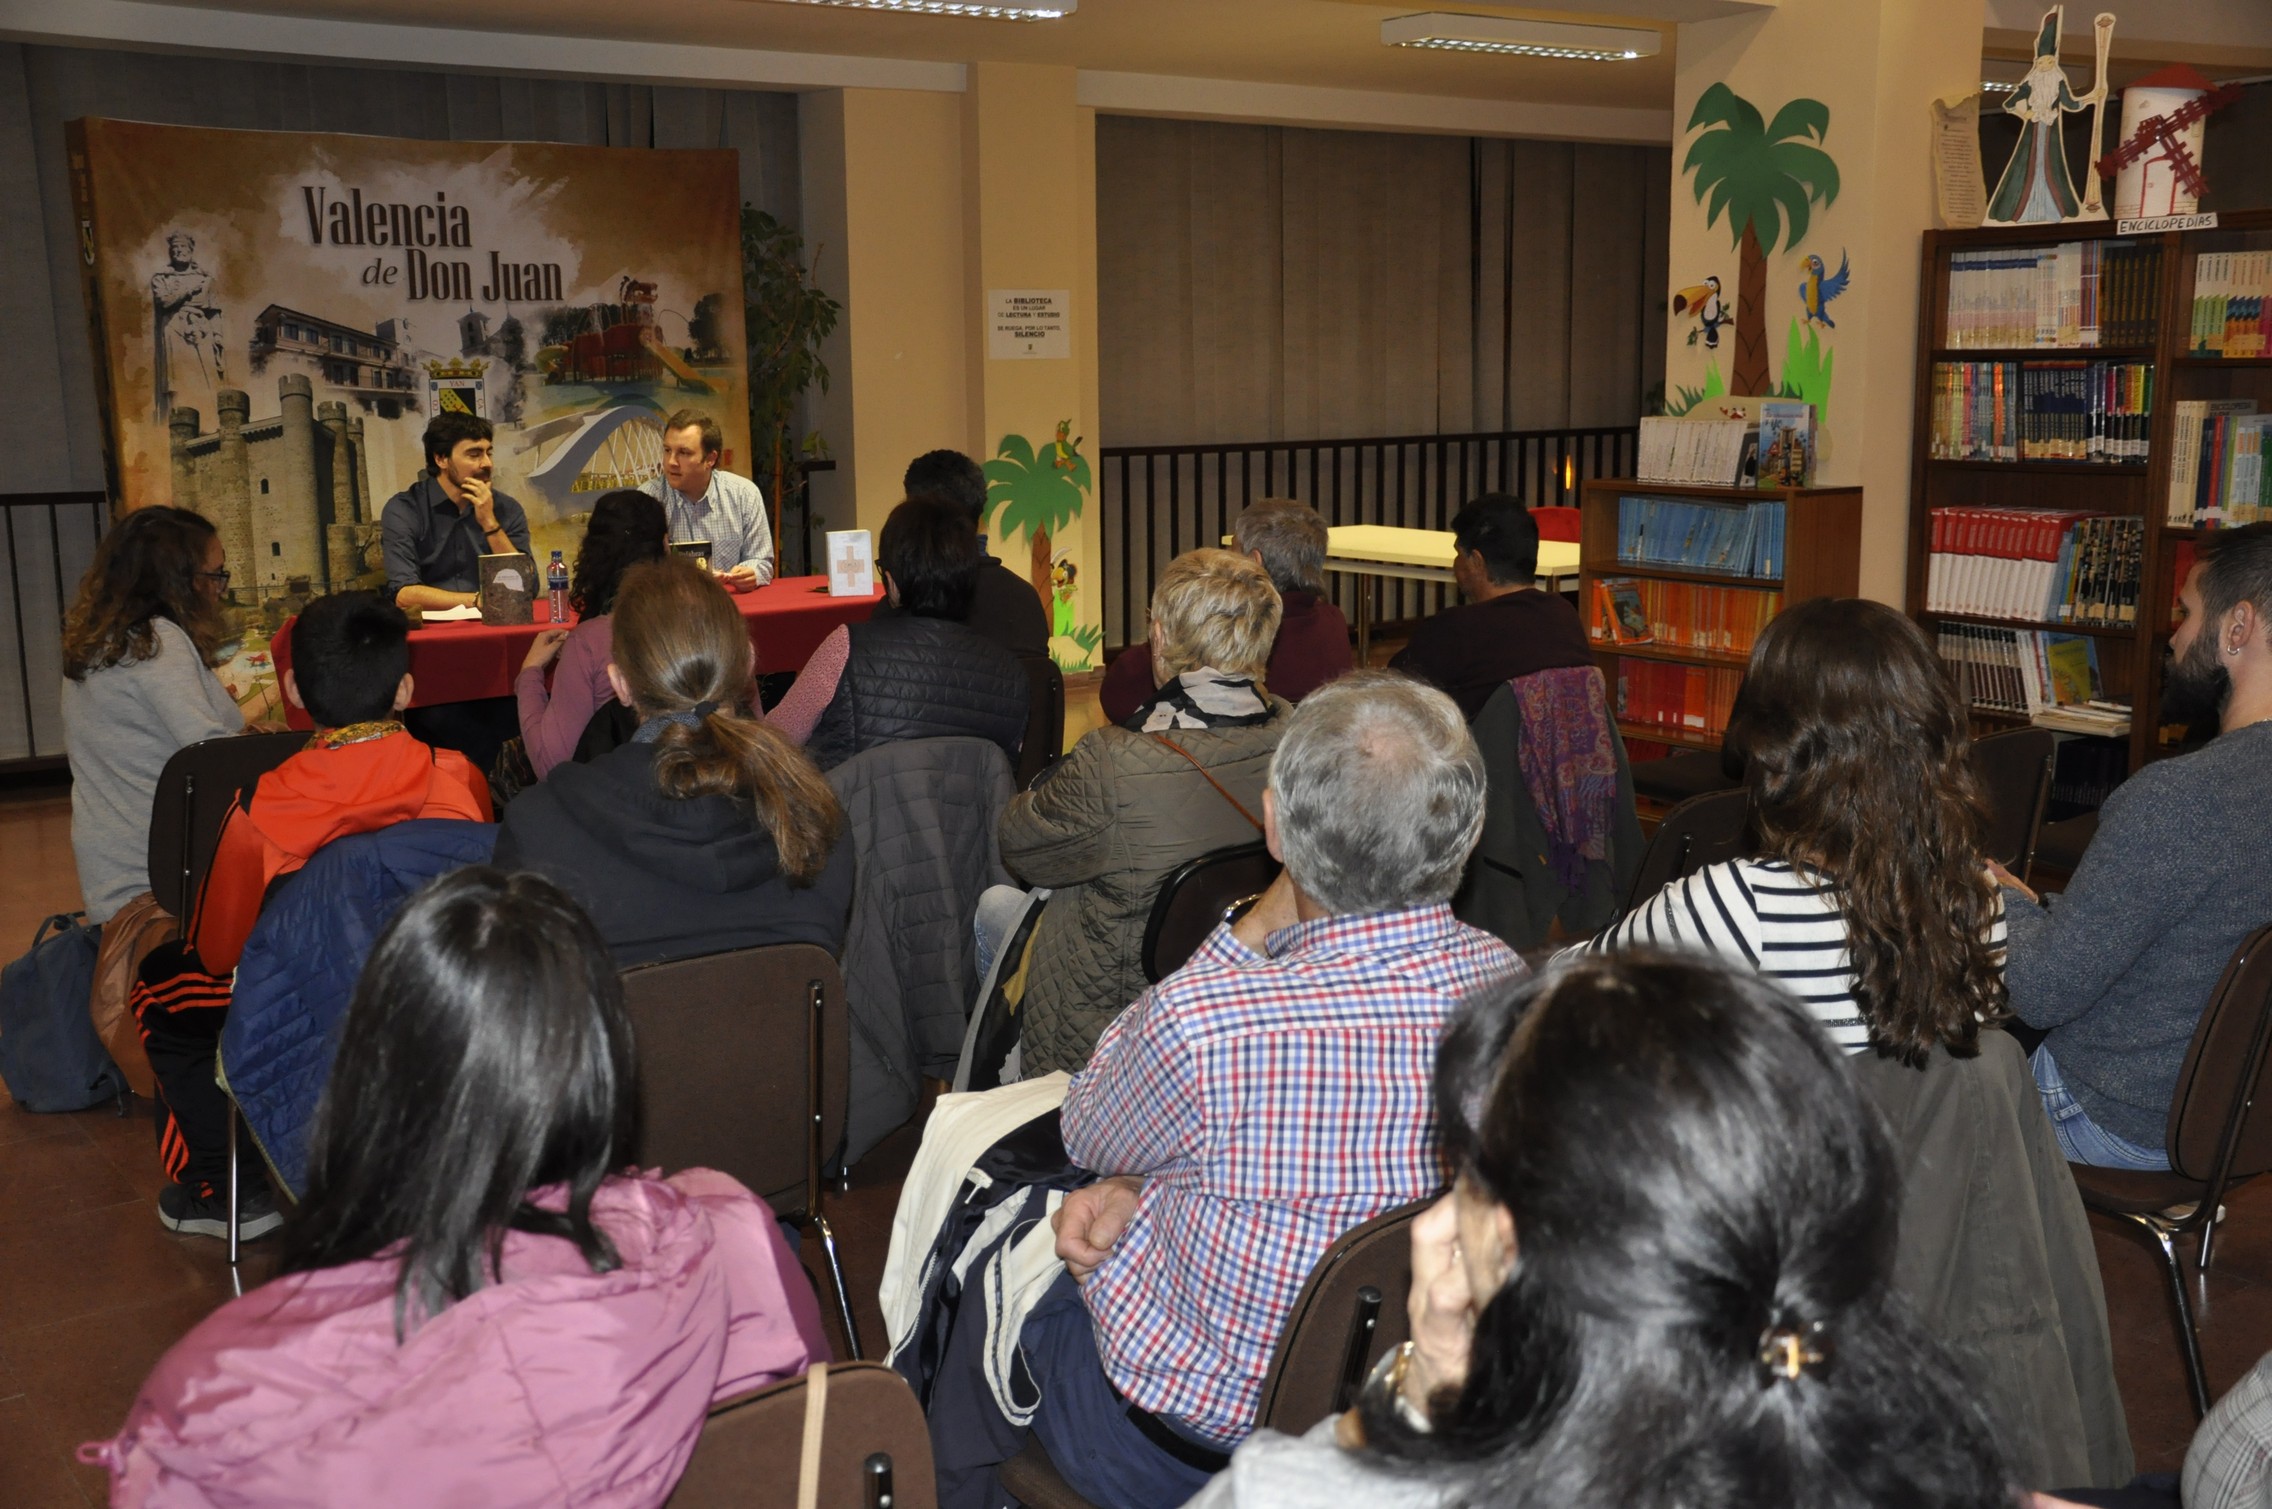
[0,913,128,1112]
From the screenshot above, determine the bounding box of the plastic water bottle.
[546,550,569,623]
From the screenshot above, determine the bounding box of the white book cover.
[825,529,876,597]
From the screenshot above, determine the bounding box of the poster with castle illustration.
[66,118,750,610]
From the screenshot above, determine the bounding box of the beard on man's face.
[2162,632,2232,725]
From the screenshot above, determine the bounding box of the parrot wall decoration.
[1797,251,1850,328]
[1672,275,1729,349]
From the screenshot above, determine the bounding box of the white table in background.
[1322,525,1581,663]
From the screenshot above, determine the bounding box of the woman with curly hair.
[512,488,667,778]
[1575,596,2007,1064]
[60,506,270,924]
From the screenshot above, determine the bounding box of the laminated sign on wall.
[989,290,1071,360]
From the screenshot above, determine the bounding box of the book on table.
[478,552,535,626]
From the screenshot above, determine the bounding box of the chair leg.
[811,1211,863,1361]
[2135,1215,2211,1418]
[225,1113,243,1299]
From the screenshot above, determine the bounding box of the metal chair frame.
[2069,922,2272,1417]
[1969,725,2056,884]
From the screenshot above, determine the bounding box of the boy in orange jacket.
[132,591,491,1238]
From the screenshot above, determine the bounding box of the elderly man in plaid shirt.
[1009,671,1526,1509]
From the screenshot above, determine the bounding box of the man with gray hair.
[997,671,1524,1507]
[1100,497,1354,723]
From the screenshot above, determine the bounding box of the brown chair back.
[1141,842,1279,983]
[620,944,847,1220]
[1622,787,1749,917]
[1968,726,2056,877]
[2168,922,2272,1186]
[667,1362,937,1509]
[1015,655,1066,790]
[1252,1198,1428,1437]
[145,731,308,917]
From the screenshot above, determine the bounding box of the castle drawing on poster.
[71,119,751,615]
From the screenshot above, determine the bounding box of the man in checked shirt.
[1023,671,1527,1509]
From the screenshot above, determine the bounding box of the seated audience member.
[2178,1348,2272,1509]
[1101,498,1354,723]
[1577,597,2007,1064]
[1185,952,2016,1509]
[61,506,277,927]
[513,489,668,779]
[87,868,827,1508]
[642,408,774,587]
[1387,493,1590,720]
[130,591,491,1238]
[767,496,1029,771]
[495,555,853,967]
[987,549,1289,1074]
[2000,522,2272,1169]
[905,447,1049,658]
[1008,672,1523,1509]
[378,411,532,771]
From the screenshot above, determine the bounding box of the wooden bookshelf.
[1906,208,2272,772]
[1580,478,1863,750]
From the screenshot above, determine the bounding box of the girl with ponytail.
[1189,952,2015,1509]
[494,554,852,967]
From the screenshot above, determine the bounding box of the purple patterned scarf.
[1511,666,1619,892]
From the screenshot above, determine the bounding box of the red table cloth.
[269,575,884,731]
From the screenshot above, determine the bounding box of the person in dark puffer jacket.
[767,496,1029,773]
[495,555,853,968]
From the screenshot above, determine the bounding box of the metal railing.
[2,491,107,769]
[1098,426,1635,649]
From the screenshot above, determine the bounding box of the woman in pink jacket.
[84,867,829,1507]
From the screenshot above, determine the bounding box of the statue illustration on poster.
[150,231,226,421]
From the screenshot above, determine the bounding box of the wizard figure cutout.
[1986,8,2088,225]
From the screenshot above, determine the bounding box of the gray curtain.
[0,43,799,762]
[1097,116,1671,448]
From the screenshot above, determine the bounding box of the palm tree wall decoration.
[1681,83,1841,396]
[983,423,1091,605]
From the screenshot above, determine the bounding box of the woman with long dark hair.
[87,868,827,1507]
[60,505,275,924]
[513,487,668,777]
[1189,953,2015,1509]
[495,554,852,966]
[1577,597,2007,1063]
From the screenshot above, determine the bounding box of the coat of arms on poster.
[67,117,750,610]
[1983,7,2116,226]
[989,290,1071,361]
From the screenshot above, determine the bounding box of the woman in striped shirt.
[1577,598,2008,1063]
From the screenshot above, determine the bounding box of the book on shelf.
[1636,416,1755,485]
[1615,660,1741,739]
[1936,623,2132,735]
[1591,578,1654,645]
[2188,250,2272,358]
[1616,494,1785,579]
[1944,239,2160,350]
[1924,508,2142,626]
[2165,400,2271,526]
[1927,360,2152,463]
[1588,575,1782,656]
[1756,401,1814,487]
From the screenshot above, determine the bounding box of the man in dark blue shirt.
[380,412,530,612]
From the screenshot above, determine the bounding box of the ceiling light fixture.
[1382,12,1658,62]
[769,0,1075,18]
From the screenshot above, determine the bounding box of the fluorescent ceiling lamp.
[767,0,1074,17]
[1382,12,1659,61]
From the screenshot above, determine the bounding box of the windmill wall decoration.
[2100,63,2242,222]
